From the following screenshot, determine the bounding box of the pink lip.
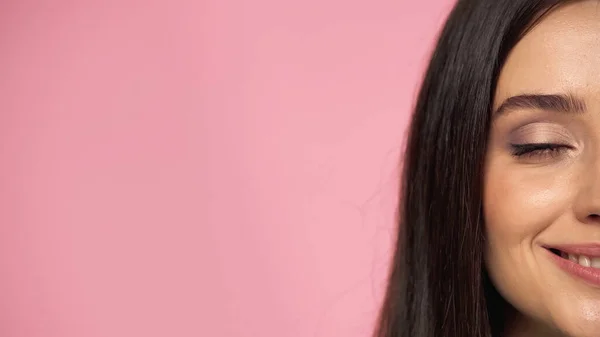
[545,243,600,257]
[545,248,600,287]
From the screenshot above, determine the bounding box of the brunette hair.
[374,1,565,337]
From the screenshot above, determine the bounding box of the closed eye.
[510,143,571,158]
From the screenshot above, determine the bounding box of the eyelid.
[509,122,574,145]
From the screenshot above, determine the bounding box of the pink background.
[0,0,452,336]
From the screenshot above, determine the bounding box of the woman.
[375,1,600,337]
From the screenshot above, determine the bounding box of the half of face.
[484,1,600,337]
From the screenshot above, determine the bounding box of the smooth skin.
[484,1,600,337]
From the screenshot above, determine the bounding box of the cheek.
[482,161,578,282]
[483,165,575,241]
[482,163,577,321]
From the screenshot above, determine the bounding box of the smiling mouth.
[544,246,600,287]
[548,248,600,268]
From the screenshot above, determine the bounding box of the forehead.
[494,1,600,109]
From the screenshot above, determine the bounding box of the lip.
[545,243,600,257]
[545,247,600,287]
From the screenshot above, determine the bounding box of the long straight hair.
[375,1,565,337]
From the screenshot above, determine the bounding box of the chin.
[552,303,600,337]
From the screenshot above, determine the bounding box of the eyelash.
[510,143,571,158]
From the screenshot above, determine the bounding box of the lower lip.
[546,248,600,287]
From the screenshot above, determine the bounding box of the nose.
[573,167,600,224]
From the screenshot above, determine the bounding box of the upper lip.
[545,244,600,257]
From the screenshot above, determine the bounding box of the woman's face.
[484,1,600,337]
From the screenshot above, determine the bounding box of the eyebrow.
[493,93,586,118]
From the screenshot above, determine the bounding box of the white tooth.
[569,254,578,263]
[592,258,600,269]
[579,255,591,267]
